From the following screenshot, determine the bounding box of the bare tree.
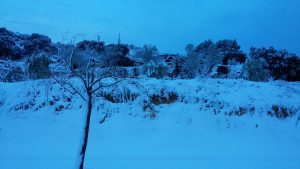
[136,44,159,64]
[52,41,124,169]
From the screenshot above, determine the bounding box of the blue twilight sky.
[0,0,300,54]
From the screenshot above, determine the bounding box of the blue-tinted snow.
[0,78,299,169]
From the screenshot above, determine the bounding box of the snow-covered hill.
[0,78,300,169]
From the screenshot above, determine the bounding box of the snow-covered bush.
[152,63,169,79]
[142,61,169,79]
[5,67,25,82]
[28,55,52,79]
[97,85,139,103]
[0,60,26,82]
[149,90,178,105]
[142,100,157,120]
[242,58,270,82]
[142,60,155,77]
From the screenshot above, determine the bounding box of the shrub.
[5,67,25,82]
[142,100,157,120]
[150,90,178,105]
[152,63,168,79]
[243,58,270,82]
[227,106,255,116]
[268,105,295,119]
[142,60,155,77]
[28,55,52,79]
[98,88,138,103]
[143,61,169,79]
[14,101,35,111]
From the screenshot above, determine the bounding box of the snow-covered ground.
[0,78,300,169]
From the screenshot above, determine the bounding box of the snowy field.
[0,78,300,169]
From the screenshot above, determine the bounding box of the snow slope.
[0,78,300,169]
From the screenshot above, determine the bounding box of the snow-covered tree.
[28,54,52,79]
[136,44,159,64]
[183,39,246,78]
[53,41,131,169]
[182,44,201,78]
[249,47,300,81]
[242,58,270,82]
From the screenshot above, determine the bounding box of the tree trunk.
[79,93,92,169]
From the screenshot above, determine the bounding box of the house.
[159,54,180,65]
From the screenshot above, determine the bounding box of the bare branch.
[52,74,87,101]
[89,74,114,88]
[91,79,123,94]
[85,50,95,88]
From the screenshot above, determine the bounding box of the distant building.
[159,54,180,65]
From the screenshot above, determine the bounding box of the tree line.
[1,27,299,82]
